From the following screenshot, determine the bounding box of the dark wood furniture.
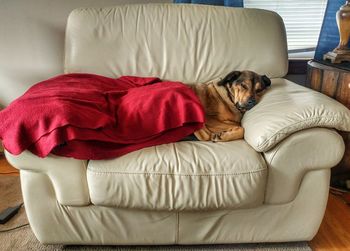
[307,60,350,190]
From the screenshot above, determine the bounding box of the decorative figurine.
[324,1,350,63]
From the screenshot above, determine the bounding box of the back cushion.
[65,4,288,83]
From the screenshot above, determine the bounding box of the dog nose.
[246,98,256,109]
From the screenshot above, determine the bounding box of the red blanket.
[0,74,204,159]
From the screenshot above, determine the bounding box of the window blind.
[244,0,327,58]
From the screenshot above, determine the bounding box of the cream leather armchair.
[5,4,350,245]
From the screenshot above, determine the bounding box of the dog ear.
[218,71,241,86]
[262,75,271,87]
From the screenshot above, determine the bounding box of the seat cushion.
[87,140,267,211]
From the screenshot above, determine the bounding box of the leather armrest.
[263,128,344,204]
[242,78,350,152]
[5,150,90,206]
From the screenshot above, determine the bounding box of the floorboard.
[309,193,350,250]
[0,154,19,176]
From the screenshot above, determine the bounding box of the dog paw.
[211,132,223,142]
[211,133,218,142]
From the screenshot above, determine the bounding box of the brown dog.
[189,70,271,142]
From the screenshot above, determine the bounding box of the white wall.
[0,0,172,106]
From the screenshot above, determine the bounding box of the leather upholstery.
[65,4,288,82]
[178,169,330,244]
[263,128,344,204]
[5,150,89,206]
[87,140,267,210]
[19,167,330,244]
[242,78,350,152]
[6,127,343,207]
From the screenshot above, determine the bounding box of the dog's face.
[218,70,271,112]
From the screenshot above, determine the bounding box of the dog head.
[218,70,271,112]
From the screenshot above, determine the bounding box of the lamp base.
[324,50,350,63]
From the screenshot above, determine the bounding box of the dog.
[189,70,271,142]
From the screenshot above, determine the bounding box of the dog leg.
[195,125,244,142]
[194,126,212,141]
[211,126,244,142]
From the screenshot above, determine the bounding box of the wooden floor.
[1,156,349,250]
[310,192,350,250]
[0,154,19,176]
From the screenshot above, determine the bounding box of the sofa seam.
[86,168,267,177]
[262,143,283,203]
[265,143,284,165]
[256,115,344,151]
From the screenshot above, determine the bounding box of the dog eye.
[240,83,248,90]
[256,89,263,93]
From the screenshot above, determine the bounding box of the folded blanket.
[0,74,205,159]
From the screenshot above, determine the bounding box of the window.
[244,0,328,59]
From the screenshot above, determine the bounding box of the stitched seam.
[262,144,283,203]
[257,115,344,151]
[267,143,284,165]
[87,168,267,176]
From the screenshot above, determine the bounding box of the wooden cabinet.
[307,60,350,190]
